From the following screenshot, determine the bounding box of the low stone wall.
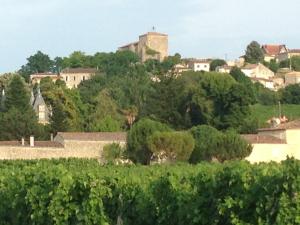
[0,146,101,160]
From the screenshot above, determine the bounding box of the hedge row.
[0,158,299,225]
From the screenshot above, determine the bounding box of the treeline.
[1,49,299,141]
[0,158,299,224]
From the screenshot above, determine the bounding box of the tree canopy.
[245,41,264,64]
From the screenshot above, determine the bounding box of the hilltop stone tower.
[119,32,168,62]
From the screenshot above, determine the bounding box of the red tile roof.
[262,45,286,56]
[241,135,286,144]
[56,132,127,142]
[243,64,258,70]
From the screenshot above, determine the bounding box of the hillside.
[252,104,300,128]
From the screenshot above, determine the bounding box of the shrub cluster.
[0,158,299,225]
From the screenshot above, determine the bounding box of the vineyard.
[0,159,300,225]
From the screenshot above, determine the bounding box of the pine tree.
[5,75,30,111]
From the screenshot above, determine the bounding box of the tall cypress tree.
[5,75,30,111]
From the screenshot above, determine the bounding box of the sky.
[0,0,300,73]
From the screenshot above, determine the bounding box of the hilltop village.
[1,31,300,164]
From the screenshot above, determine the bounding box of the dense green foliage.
[0,75,43,140]
[127,118,171,164]
[244,41,264,64]
[251,104,300,128]
[209,59,226,71]
[281,84,300,104]
[0,158,300,224]
[189,125,252,163]
[147,131,195,162]
[102,143,125,164]
[280,56,300,71]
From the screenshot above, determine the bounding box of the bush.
[127,118,171,165]
[147,131,195,163]
[189,125,222,163]
[189,125,252,163]
[102,143,125,164]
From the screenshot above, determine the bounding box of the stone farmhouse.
[0,132,126,160]
[30,68,97,89]
[118,32,168,62]
[261,44,288,62]
[243,120,300,163]
[285,71,300,86]
[277,49,300,62]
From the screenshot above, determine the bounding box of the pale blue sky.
[1,0,300,73]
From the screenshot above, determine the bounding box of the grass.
[251,104,300,128]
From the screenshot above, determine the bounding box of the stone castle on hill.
[118,32,168,62]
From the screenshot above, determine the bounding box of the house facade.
[119,32,168,62]
[241,63,274,79]
[277,49,300,62]
[243,120,300,163]
[285,71,300,86]
[216,65,233,73]
[31,88,51,125]
[187,59,210,72]
[261,44,288,62]
[30,68,97,89]
[60,68,97,89]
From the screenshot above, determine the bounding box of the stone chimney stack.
[30,136,35,147]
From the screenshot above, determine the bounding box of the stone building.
[31,88,51,125]
[0,132,127,160]
[60,68,97,89]
[29,68,97,89]
[241,63,274,80]
[277,49,300,62]
[119,32,168,62]
[187,59,211,72]
[243,120,300,163]
[261,44,288,62]
[285,71,300,86]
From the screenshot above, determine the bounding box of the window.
[83,76,85,81]
[65,76,69,81]
[39,111,45,120]
[74,76,76,81]
[39,105,45,112]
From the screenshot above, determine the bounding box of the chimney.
[30,136,35,147]
[21,137,25,146]
[50,133,54,142]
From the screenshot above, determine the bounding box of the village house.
[241,63,274,79]
[250,77,274,90]
[119,32,168,62]
[30,72,59,85]
[243,120,300,163]
[60,68,97,89]
[285,71,300,86]
[0,132,126,160]
[187,59,210,72]
[261,44,288,62]
[30,68,97,89]
[277,49,300,62]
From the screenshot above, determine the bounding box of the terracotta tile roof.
[262,44,286,56]
[57,132,127,142]
[0,141,63,148]
[259,120,300,131]
[241,135,286,144]
[61,68,97,74]
[243,64,258,70]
